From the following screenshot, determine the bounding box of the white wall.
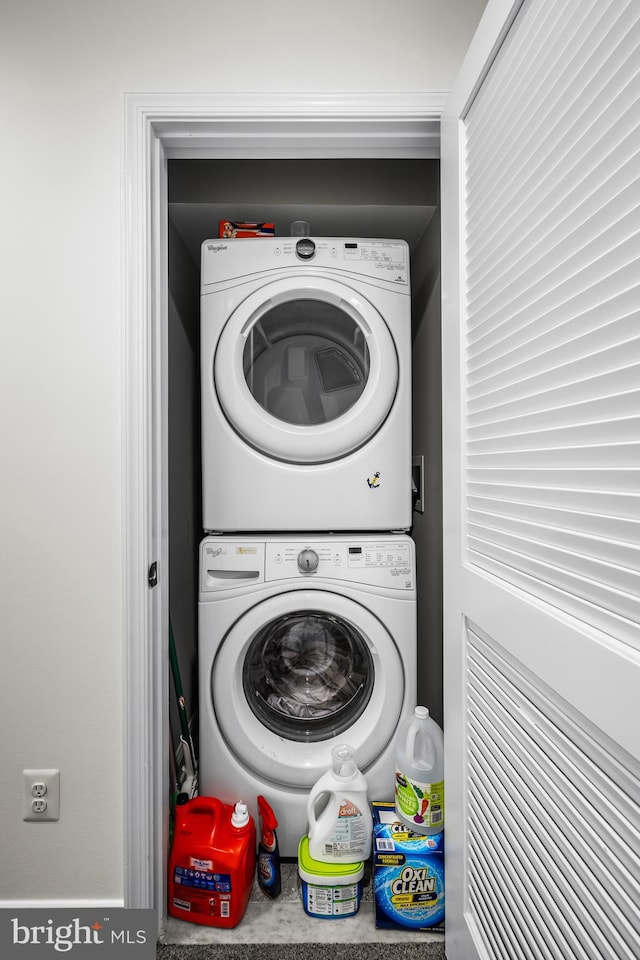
[0,0,486,905]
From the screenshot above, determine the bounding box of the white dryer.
[200,237,412,532]
[198,534,417,857]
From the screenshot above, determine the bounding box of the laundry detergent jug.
[307,744,372,863]
[168,796,256,927]
[394,706,444,835]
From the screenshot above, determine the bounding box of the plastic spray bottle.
[307,743,373,863]
[257,795,281,899]
[394,705,444,835]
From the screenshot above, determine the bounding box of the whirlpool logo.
[2,909,155,957]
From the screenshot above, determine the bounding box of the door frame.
[122,91,444,924]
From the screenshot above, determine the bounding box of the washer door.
[213,277,398,463]
[211,590,405,786]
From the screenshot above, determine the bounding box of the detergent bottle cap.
[330,743,358,779]
[415,706,429,720]
[232,801,250,828]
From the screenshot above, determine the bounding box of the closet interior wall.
[166,158,443,777]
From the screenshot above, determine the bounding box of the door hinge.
[148,561,158,588]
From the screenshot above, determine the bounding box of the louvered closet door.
[441,1,640,958]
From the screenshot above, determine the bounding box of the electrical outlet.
[23,769,59,821]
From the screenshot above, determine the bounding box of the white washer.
[200,237,412,532]
[198,534,417,857]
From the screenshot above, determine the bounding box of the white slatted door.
[441,1,640,958]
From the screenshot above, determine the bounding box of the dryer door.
[211,589,405,786]
[213,277,398,463]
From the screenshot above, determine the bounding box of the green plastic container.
[297,835,364,919]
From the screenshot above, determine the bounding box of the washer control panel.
[267,538,414,590]
[200,536,415,593]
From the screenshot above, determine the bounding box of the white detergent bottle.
[307,743,373,863]
[394,706,444,835]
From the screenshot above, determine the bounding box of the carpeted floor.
[157,944,445,960]
[158,863,445,959]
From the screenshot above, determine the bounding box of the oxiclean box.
[372,801,445,931]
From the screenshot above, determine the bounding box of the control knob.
[297,549,319,574]
[296,238,316,260]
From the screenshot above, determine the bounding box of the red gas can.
[168,796,256,928]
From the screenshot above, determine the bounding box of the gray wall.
[166,160,444,757]
[168,220,200,777]
[411,208,443,726]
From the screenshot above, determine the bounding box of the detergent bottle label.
[320,798,368,859]
[171,864,234,921]
[395,771,444,831]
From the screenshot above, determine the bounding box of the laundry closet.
[165,157,443,811]
[142,0,640,952]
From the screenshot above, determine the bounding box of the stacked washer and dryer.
[198,235,417,855]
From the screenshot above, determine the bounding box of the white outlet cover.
[23,769,60,821]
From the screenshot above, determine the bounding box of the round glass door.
[243,300,369,427]
[242,610,374,741]
[214,277,398,464]
[211,589,405,786]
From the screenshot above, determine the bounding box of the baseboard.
[0,899,125,910]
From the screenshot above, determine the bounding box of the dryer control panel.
[201,237,409,288]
